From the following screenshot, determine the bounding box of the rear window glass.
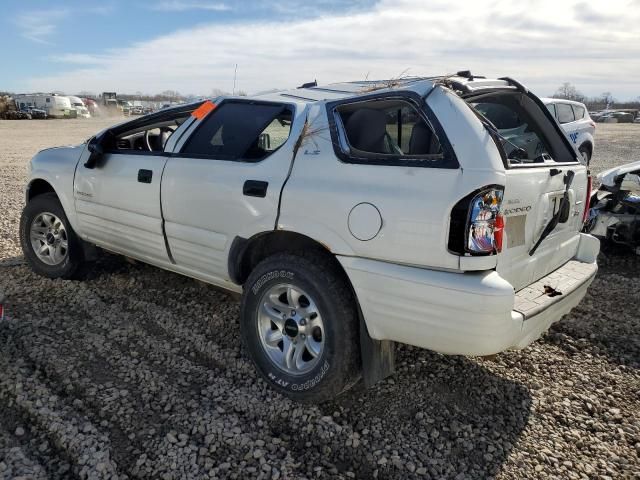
[470,93,576,165]
[556,103,575,124]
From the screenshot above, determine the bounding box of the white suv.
[20,74,599,402]
[542,98,596,164]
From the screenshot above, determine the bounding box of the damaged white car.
[20,73,599,402]
[586,161,640,254]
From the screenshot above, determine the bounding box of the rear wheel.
[20,193,85,279]
[240,252,361,402]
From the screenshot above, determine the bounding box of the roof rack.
[298,80,318,89]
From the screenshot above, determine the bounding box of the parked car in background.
[83,98,100,116]
[585,160,640,255]
[68,96,91,118]
[20,74,598,402]
[542,98,595,164]
[118,100,132,116]
[607,112,634,123]
[20,105,47,119]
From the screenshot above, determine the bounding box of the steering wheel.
[144,126,175,152]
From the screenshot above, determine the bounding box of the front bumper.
[338,233,599,356]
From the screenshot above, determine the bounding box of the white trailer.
[14,94,77,119]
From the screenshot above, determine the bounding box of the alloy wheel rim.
[257,283,325,376]
[30,212,68,266]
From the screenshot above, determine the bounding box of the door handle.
[243,180,268,198]
[138,169,153,184]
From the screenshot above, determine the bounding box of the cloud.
[49,53,108,64]
[16,4,113,44]
[27,0,640,99]
[16,9,69,44]
[151,1,231,11]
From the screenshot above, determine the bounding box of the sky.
[2,0,640,100]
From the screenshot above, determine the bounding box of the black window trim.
[325,90,459,169]
[172,98,297,163]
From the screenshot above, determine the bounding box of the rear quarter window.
[327,95,458,168]
[572,105,585,120]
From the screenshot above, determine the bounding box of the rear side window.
[182,102,292,161]
[470,92,576,165]
[556,103,575,124]
[572,105,585,120]
[335,99,442,159]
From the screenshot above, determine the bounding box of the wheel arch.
[26,178,57,203]
[229,230,342,287]
[231,230,395,386]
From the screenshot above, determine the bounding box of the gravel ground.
[0,119,639,479]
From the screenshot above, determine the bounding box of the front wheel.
[20,193,85,279]
[240,252,361,402]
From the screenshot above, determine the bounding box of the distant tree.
[553,82,585,102]
[161,90,180,100]
[236,90,248,96]
[77,90,95,98]
[210,88,229,97]
[600,91,614,108]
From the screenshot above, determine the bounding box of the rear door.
[161,99,301,282]
[470,91,588,291]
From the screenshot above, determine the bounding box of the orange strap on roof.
[192,100,216,120]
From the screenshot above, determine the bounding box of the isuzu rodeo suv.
[20,73,599,402]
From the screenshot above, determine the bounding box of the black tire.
[240,252,361,403]
[20,193,85,279]
[579,144,592,164]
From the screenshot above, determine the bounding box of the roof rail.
[498,77,527,93]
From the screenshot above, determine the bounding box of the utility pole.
[233,64,238,95]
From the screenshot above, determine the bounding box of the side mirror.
[84,132,109,169]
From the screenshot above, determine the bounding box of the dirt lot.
[0,120,639,479]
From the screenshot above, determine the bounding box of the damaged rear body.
[586,161,640,254]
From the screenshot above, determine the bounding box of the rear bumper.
[338,233,599,356]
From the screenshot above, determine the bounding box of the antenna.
[233,64,238,95]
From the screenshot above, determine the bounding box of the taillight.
[448,186,505,256]
[466,188,504,254]
[582,175,592,223]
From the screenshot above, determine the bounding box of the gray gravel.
[0,119,639,479]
